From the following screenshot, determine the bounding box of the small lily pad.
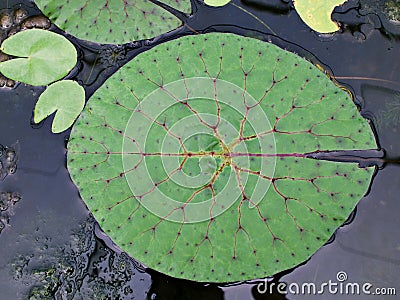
[293,0,347,33]
[34,80,85,133]
[204,0,231,7]
[0,29,77,86]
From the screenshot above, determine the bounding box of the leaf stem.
[334,76,400,87]
[229,2,277,35]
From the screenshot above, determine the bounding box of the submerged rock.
[0,142,19,179]
[0,75,16,88]
[0,191,21,234]
[5,148,16,163]
[0,51,9,62]
[0,219,4,233]
[14,8,28,25]
[0,13,13,29]
[20,15,51,30]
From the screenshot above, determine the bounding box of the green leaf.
[293,0,347,33]
[34,0,192,44]
[67,33,376,282]
[34,80,85,133]
[204,0,231,7]
[0,29,77,86]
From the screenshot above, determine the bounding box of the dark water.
[0,0,399,299]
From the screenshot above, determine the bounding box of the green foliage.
[382,0,400,22]
[361,0,400,24]
[293,0,348,33]
[34,0,192,44]
[67,33,376,282]
[34,80,85,133]
[0,29,76,86]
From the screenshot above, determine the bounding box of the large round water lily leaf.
[34,0,192,44]
[67,33,377,282]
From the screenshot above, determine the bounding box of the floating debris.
[0,191,21,234]
[359,0,400,36]
[98,45,127,68]
[11,216,151,299]
[380,0,400,23]
[0,191,21,204]
[376,92,400,133]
